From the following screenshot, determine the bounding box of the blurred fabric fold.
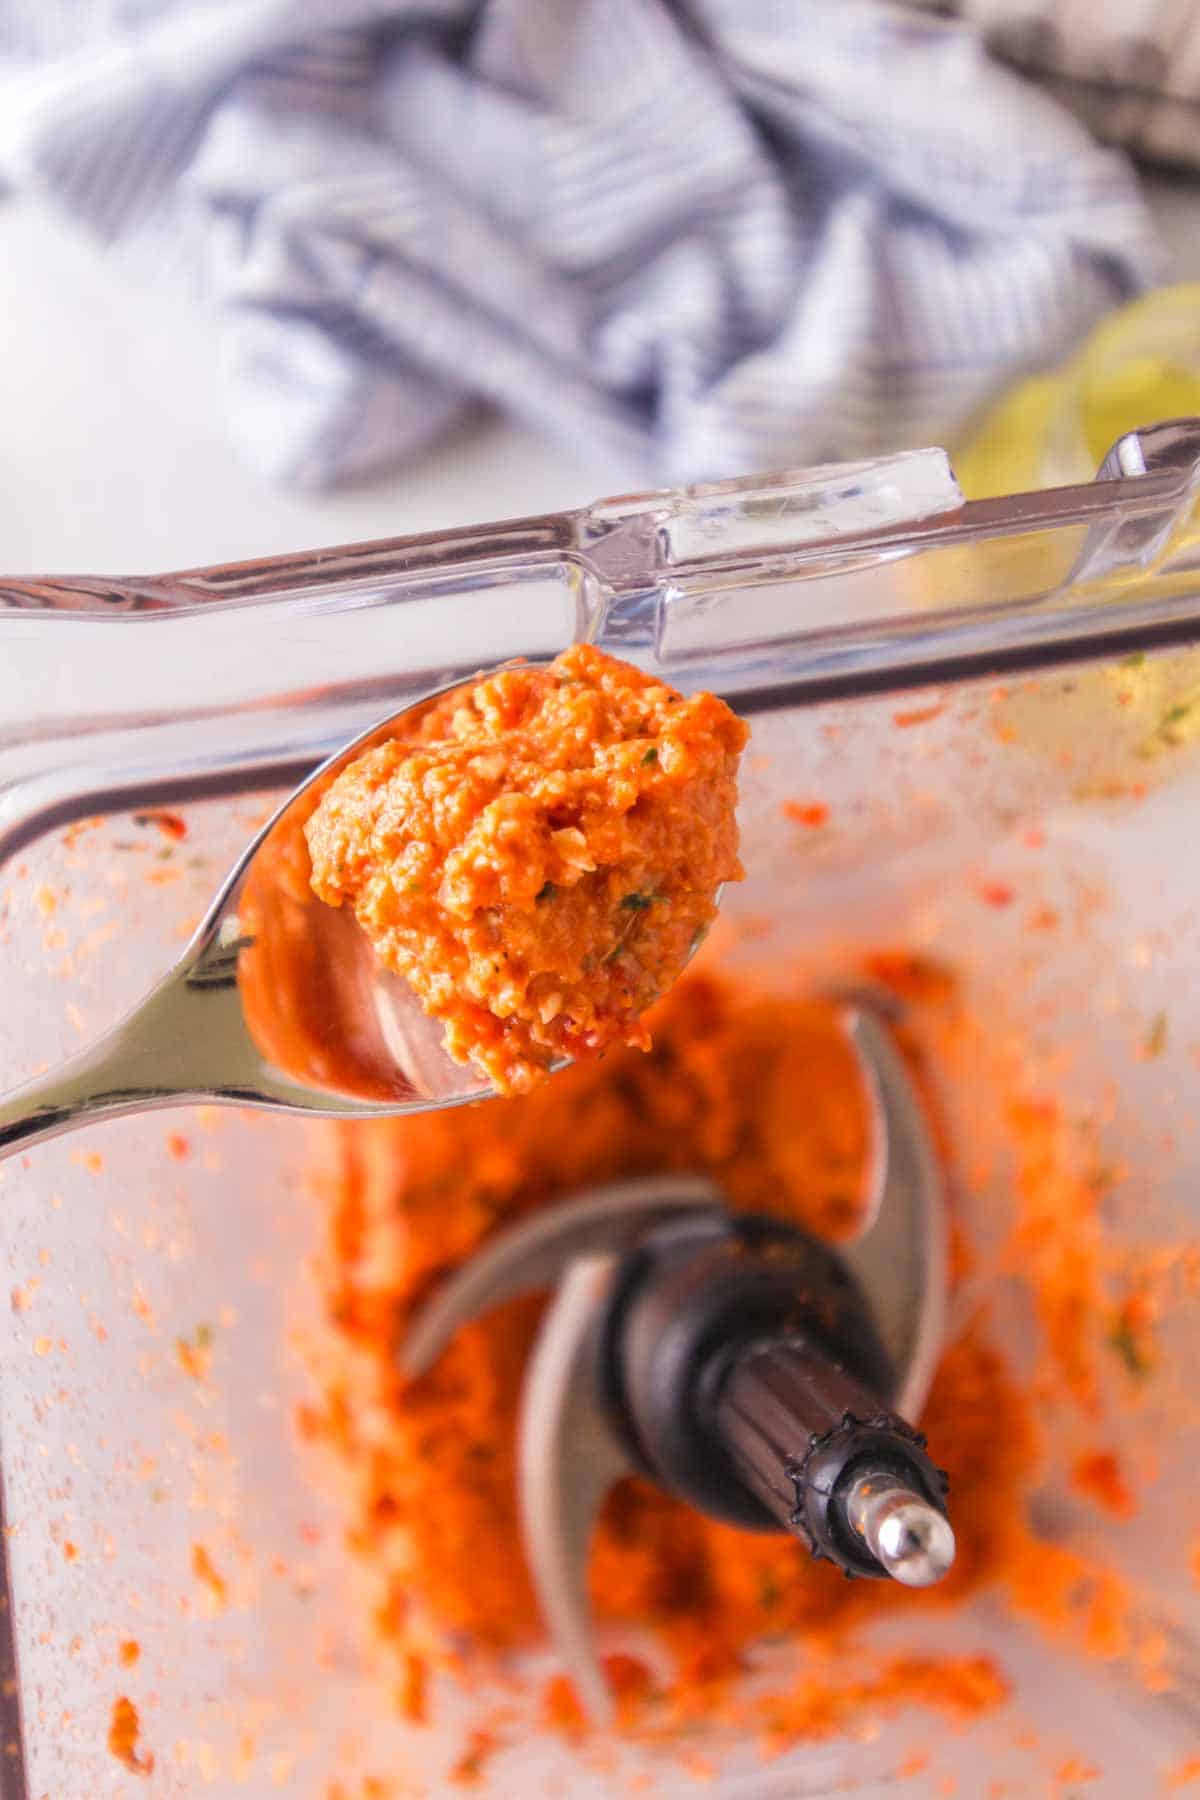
[0,0,1161,489]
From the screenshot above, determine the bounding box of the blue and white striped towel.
[0,0,1162,491]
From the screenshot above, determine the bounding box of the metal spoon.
[1,670,657,1157]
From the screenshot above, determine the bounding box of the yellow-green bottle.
[954,284,1200,500]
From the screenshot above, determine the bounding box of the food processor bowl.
[3,427,1200,1796]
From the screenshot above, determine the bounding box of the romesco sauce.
[304,646,748,1094]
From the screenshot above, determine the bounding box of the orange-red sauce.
[305,646,747,1094]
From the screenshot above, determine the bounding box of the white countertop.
[0,201,624,579]
[2,175,1200,580]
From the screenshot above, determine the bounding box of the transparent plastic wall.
[3,446,1200,1796]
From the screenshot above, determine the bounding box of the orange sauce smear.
[107,1695,153,1776]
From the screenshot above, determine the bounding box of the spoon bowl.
[0,672,540,1157]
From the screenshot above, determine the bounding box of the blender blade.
[400,1000,950,1718]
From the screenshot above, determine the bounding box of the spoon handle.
[0,919,431,1157]
[0,968,244,1156]
[0,1039,182,1155]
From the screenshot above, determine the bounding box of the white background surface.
[0,201,621,578]
[2,178,1200,579]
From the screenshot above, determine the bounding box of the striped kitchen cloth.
[0,0,1163,491]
